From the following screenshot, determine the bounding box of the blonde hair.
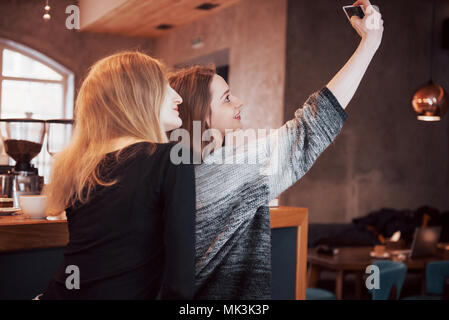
[45,51,168,214]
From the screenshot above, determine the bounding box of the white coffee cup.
[19,195,48,219]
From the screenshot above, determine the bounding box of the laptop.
[409,226,442,258]
[391,227,442,258]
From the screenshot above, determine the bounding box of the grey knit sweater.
[194,86,348,299]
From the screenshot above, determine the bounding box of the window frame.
[0,38,74,182]
[0,37,74,119]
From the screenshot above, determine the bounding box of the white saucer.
[0,207,21,215]
[370,251,391,259]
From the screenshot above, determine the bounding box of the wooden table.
[0,213,68,253]
[307,246,448,300]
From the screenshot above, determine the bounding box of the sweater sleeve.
[159,157,196,300]
[263,86,347,199]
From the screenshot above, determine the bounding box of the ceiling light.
[196,3,221,11]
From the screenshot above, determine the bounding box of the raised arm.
[265,0,384,199]
[264,87,347,199]
[327,0,384,108]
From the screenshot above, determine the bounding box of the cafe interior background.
[0,0,448,300]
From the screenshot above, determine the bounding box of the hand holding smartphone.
[342,3,384,49]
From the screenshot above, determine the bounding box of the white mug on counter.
[19,195,48,219]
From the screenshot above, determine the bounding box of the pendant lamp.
[411,0,448,121]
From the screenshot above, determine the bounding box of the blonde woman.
[38,52,195,300]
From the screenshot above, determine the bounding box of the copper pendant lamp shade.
[411,0,448,121]
[412,81,449,121]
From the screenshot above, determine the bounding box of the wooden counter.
[0,214,68,253]
[0,206,307,247]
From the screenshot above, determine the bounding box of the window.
[0,38,74,183]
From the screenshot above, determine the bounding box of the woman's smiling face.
[209,74,243,136]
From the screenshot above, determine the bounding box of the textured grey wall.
[0,0,154,92]
[283,0,449,222]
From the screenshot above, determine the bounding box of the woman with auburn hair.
[169,0,383,299]
[38,51,195,300]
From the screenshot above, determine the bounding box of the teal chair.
[403,261,449,300]
[306,287,336,300]
[370,260,408,300]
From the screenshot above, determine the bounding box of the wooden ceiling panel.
[80,0,241,38]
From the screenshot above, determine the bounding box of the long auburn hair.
[168,65,216,156]
[45,51,168,214]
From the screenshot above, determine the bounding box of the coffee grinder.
[0,119,45,208]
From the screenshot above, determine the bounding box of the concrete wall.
[283,0,449,222]
[0,0,154,93]
[152,0,287,130]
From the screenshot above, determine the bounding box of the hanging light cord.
[429,0,436,83]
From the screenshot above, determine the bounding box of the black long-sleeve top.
[40,142,195,300]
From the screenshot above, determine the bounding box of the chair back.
[270,207,308,300]
[371,260,407,300]
[426,261,449,297]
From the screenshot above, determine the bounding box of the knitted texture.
[194,86,348,299]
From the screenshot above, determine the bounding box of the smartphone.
[342,4,379,21]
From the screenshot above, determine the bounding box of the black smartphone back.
[343,6,365,19]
